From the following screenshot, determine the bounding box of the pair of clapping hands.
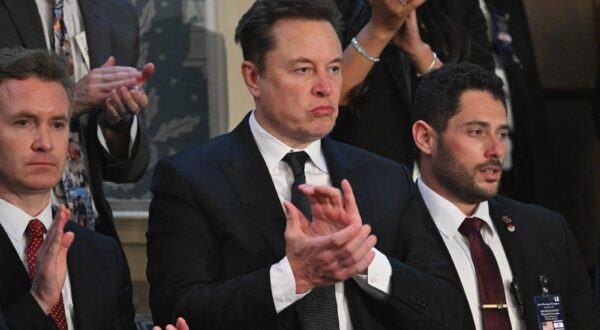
[72,56,155,126]
[284,180,377,294]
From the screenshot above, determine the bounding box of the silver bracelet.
[417,51,438,77]
[351,37,380,63]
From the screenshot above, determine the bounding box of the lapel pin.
[502,216,512,224]
[507,223,516,232]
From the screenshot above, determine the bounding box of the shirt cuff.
[97,116,138,157]
[270,256,309,313]
[352,248,391,298]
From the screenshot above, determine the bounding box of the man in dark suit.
[0,48,136,329]
[147,0,466,329]
[411,63,600,329]
[0,0,152,240]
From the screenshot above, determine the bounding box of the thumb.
[101,56,116,68]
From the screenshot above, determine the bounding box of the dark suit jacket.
[0,222,136,330]
[331,0,494,167]
[420,194,600,329]
[0,0,150,240]
[147,114,468,329]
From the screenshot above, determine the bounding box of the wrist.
[30,290,52,314]
[99,114,134,133]
[411,44,440,76]
[363,20,398,45]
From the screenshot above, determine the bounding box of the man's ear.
[241,60,260,98]
[412,120,437,156]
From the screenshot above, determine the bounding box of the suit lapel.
[65,223,97,330]
[0,226,30,305]
[78,0,109,68]
[1,0,47,49]
[488,200,528,284]
[219,115,288,258]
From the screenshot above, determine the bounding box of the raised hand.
[298,179,362,236]
[30,205,75,314]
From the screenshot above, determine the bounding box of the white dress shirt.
[249,112,392,330]
[417,178,525,330]
[0,199,74,330]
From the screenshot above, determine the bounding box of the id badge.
[534,295,565,329]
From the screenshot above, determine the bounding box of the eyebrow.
[289,57,343,65]
[461,120,511,130]
[10,111,69,122]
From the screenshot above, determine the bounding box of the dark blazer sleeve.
[4,292,56,330]
[147,158,279,329]
[557,215,600,329]
[379,168,468,329]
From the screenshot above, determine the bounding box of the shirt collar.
[249,111,328,173]
[0,198,53,243]
[417,178,495,239]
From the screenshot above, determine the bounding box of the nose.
[484,134,506,160]
[32,127,54,152]
[311,71,333,97]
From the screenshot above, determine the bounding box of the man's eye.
[14,120,31,127]
[468,129,484,137]
[329,65,341,73]
[52,121,67,129]
[498,131,510,140]
[295,67,311,74]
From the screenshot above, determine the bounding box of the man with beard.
[411,63,600,329]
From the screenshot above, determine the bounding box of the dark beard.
[432,139,501,204]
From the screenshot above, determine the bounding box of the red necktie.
[26,219,69,330]
[459,218,511,330]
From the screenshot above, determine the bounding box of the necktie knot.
[459,217,483,236]
[26,219,47,240]
[282,151,309,177]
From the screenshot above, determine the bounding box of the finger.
[341,179,361,224]
[325,223,361,249]
[103,98,122,123]
[334,224,371,267]
[118,87,142,114]
[339,227,376,268]
[101,56,116,68]
[98,78,138,92]
[284,201,309,237]
[138,62,156,86]
[121,88,149,112]
[176,317,189,330]
[109,89,127,117]
[349,243,377,275]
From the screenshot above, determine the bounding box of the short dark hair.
[0,47,73,101]
[413,63,506,133]
[234,0,341,72]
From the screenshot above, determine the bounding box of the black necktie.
[282,151,339,329]
[459,218,512,330]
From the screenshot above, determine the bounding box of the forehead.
[0,77,69,115]
[267,18,341,59]
[452,90,507,125]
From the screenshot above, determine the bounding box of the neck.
[0,191,51,217]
